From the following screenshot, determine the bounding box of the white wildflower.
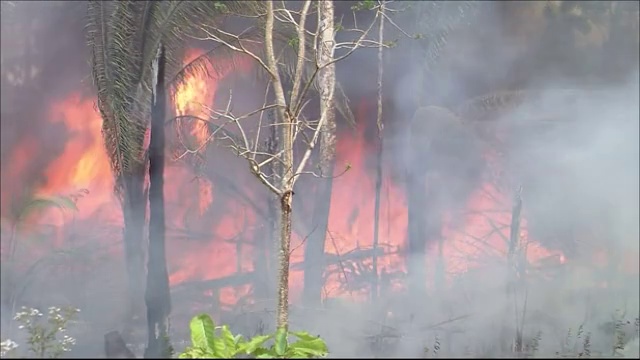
[0,339,19,357]
[60,335,76,352]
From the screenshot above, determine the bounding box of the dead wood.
[104,331,136,359]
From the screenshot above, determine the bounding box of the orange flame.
[1,47,573,311]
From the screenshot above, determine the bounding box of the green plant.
[179,313,328,359]
[1,306,80,358]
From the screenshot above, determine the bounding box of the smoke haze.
[1,1,639,358]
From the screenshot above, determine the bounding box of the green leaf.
[249,347,273,357]
[274,328,288,356]
[179,347,205,359]
[257,353,276,359]
[240,334,272,354]
[219,325,237,356]
[288,339,328,357]
[290,331,320,342]
[189,314,216,354]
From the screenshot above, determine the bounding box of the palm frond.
[87,0,146,182]
[87,1,262,183]
[18,196,79,222]
[455,90,529,122]
[455,89,587,123]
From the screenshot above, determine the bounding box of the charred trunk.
[105,331,136,359]
[121,171,147,328]
[144,45,171,359]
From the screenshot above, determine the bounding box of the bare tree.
[371,0,386,303]
[175,0,389,330]
[302,0,336,308]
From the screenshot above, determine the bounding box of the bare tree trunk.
[263,113,281,300]
[303,0,336,307]
[265,0,294,331]
[144,44,171,359]
[371,3,385,302]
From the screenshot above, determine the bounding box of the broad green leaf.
[189,314,216,353]
[211,328,227,356]
[274,328,288,356]
[288,339,328,357]
[219,325,236,356]
[290,331,321,342]
[249,347,272,357]
[240,334,272,354]
[288,352,310,359]
[257,353,276,359]
[179,347,204,359]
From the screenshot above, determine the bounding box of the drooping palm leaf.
[87,0,264,188]
[455,90,530,123]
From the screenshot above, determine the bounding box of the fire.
[2,47,571,313]
[40,94,116,219]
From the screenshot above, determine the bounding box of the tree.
[302,0,337,307]
[173,0,388,330]
[144,44,171,358]
[391,1,481,297]
[86,0,262,330]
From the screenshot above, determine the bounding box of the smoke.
[308,2,639,357]
[1,1,639,358]
[290,1,640,357]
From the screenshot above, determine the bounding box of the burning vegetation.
[1,0,639,358]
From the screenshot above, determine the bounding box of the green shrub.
[178,313,328,359]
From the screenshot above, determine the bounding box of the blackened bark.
[121,172,147,326]
[144,44,171,359]
[105,331,136,358]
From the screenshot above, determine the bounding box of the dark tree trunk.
[303,175,334,306]
[121,172,147,327]
[105,331,136,359]
[144,45,171,359]
[405,171,429,298]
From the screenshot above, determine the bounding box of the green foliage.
[178,314,328,359]
[1,306,80,358]
[351,0,376,12]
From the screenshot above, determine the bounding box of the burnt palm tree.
[86,0,261,340]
